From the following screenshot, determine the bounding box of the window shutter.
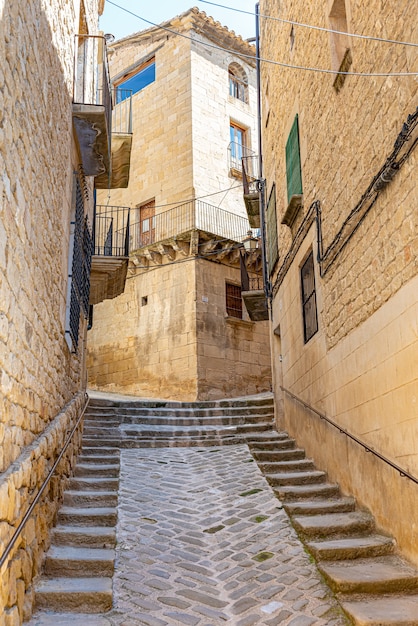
[266,184,279,274]
[286,115,303,202]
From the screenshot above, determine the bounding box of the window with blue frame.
[116,58,155,103]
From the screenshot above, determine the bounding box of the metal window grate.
[226,283,243,319]
[301,251,318,343]
[67,177,93,349]
[286,115,303,202]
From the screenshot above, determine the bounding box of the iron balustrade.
[228,143,255,173]
[128,200,256,251]
[242,155,259,196]
[94,205,130,257]
[240,251,264,292]
[73,35,112,149]
[112,89,133,134]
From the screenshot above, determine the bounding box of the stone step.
[63,490,118,508]
[80,447,120,456]
[57,506,117,527]
[250,438,297,451]
[118,436,243,448]
[35,577,113,613]
[77,454,120,465]
[274,482,340,501]
[83,419,119,427]
[83,427,120,436]
[75,463,119,477]
[26,613,108,626]
[44,547,114,577]
[117,408,275,420]
[251,448,306,462]
[284,497,356,516]
[292,511,375,538]
[52,525,116,548]
[341,594,418,625]
[319,555,418,594]
[256,458,315,473]
[265,469,326,487]
[307,534,396,561]
[69,477,119,491]
[87,396,274,410]
[82,439,121,448]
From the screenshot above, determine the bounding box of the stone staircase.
[247,430,418,625]
[28,425,120,621]
[83,392,276,448]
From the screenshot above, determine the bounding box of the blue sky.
[100,1,257,41]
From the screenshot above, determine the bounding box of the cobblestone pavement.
[100,445,349,626]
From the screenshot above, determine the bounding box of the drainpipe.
[255,3,271,312]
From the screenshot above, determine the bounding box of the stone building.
[0,0,131,621]
[87,9,272,401]
[257,0,418,564]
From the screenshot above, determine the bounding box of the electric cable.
[106,0,418,76]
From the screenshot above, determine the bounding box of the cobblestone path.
[100,445,349,626]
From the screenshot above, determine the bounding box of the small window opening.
[141,296,148,306]
[226,283,242,319]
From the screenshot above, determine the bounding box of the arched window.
[228,63,248,103]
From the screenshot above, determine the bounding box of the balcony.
[72,37,133,189]
[241,155,260,228]
[89,205,130,304]
[73,35,112,178]
[240,250,268,321]
[95,89,133,189]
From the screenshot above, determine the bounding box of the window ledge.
[225,315,254,327]
[282,194,303,228]
[229,167,243,179]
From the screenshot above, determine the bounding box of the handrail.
[281,386,418,485]
[0,396,89,569]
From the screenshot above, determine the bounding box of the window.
[226,283,242,319]
[228,63,248,103]
[229,122,247,172]
[285,115,303,203]
[328,0,352,91]
[65,173,93,351]
[115,58,155,103]
[266,184,279,274]
[137,199,155,247]
[301,252,318,343]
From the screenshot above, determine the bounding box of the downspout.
[255,3,271,312]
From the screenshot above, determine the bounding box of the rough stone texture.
[0,0,103,622]
[88,9,272,401]
[260,0,418,565]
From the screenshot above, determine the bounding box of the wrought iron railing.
[93,205,130,256]
[129,200,256,251]
[112,89,133,134]
[242,155,259,195]
[73,35,112,144]
[228,143,255,173]
[240,252,264,292]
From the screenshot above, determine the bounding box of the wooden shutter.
[286,115,303,202]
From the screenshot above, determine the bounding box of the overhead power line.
[198,0,418,48]
[106,1,418,77]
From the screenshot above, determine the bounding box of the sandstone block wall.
[0,0,102,621]
[260,0,418,563]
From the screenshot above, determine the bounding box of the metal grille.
[226,283,243,319]
[286,115,303,202]
[301,251,318,343]
[67,177,93,349]
[266,184,279,274]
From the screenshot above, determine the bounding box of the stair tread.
[293,510,374,527]
[53,525,116,536]
[28,613,109,625]
[319,555,418,590]
[59,506,116,514]
[307,534,395,552]
[37,577,112,592]
[284,497,355,514]
[341,594,418,625]
[47,546,114,560]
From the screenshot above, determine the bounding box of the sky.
[100,1,257,42]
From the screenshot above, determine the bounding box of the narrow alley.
[28,393,348,626]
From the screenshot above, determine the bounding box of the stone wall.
[0,0,102,621]
[260,0,418,563]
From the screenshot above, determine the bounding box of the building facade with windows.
[87,9,272,400]
[0,0,133,620]
[259,0,418,563]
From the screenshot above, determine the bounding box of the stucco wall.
[260,0,418,563]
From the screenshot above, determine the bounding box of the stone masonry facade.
[260,0,418,563]
[0,0,104,622]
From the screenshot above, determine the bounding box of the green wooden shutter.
[286,115,303,202]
